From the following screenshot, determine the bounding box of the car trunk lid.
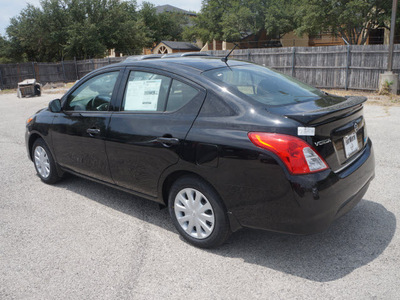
[267,95,368,172]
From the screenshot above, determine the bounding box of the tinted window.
[203,65,325,106]
[166,80,199,111]
[65,72,119,111]
[123,71,171,111]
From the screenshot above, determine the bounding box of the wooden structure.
[152,41,200,54]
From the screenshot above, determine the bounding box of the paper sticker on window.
[124,79,162,111]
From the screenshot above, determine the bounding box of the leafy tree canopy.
[186,0,396,46]
[139,2,189,47]
[1,0,190,62]
[184,0,298,43]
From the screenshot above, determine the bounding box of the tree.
[139,2,189,47]
[3,0,148,62]
[183,0,233,43]
[64,0,145,58]
[184,0,297,44]
[296,0,392,45]
[264,0,299,39]
[0,35,17,63]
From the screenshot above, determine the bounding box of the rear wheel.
[32,138,61,184]
[168,176,231,248]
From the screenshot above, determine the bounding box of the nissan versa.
[25,55,375,248]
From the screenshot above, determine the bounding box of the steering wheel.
[87,96,110,111]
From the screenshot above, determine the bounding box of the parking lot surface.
[1,92,399,299]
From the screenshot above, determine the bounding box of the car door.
[106,68,206,197]
[51,68,123,183]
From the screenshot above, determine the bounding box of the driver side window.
[65,71,119,111]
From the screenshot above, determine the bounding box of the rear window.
[202,64,325,106]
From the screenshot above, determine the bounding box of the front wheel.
[168,176,231,248]
[32,138,62,184]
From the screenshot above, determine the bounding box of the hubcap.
[34,146,50,178]
[174,188,215,239]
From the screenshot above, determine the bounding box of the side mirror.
[49,99,62,113]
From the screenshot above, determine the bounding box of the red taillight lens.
[248,132,329,175]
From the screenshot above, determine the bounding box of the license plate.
[344,132,359,158]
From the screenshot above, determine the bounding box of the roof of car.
[118,57,250,72]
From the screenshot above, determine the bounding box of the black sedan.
[26,56,375,248]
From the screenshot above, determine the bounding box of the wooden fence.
[0,44,399,92]
[0,57,125,90]
[208,44,400,92]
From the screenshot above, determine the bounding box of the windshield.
[203,64,325,106]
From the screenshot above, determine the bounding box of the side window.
[122,71,200,112]
[123,71,171,111]
[166,80,199,112]
[65,72,119,111]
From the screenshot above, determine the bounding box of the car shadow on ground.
[55,175,395,283]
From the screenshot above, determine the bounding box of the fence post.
[345,45,351,90]
[291,47,296,77]
[92,59,95,71]
[17,63,21,83]
[0,68,4,90]
[61,59,66,82]
[32,62,36,81]
[247,48,251,61]
[74,57,79,80]
[108,56,111,65]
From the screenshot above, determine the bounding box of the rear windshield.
[203,64,325,106]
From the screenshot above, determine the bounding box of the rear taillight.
[248,132,329,175]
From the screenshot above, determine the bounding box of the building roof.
[160,41,200,51]
[155,4,197,16]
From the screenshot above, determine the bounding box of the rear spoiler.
[284,96,367,125]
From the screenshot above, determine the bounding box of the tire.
[32,138,61,184]
[168,176,231,248]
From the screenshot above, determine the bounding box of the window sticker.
[124,79,162,111]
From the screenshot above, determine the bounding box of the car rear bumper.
[229,139,375,234]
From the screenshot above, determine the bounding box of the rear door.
[106,68,206,197]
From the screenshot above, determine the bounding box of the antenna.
[221,43,239,63]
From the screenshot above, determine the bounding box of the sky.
[0,0,202,37]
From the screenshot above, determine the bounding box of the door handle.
[87,128,101,136]
[156,137,180,146]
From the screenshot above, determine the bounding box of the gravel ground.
[0,91,399,299]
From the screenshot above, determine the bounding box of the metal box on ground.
[17,79,41,98]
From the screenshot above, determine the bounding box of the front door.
[51,70,122,183]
